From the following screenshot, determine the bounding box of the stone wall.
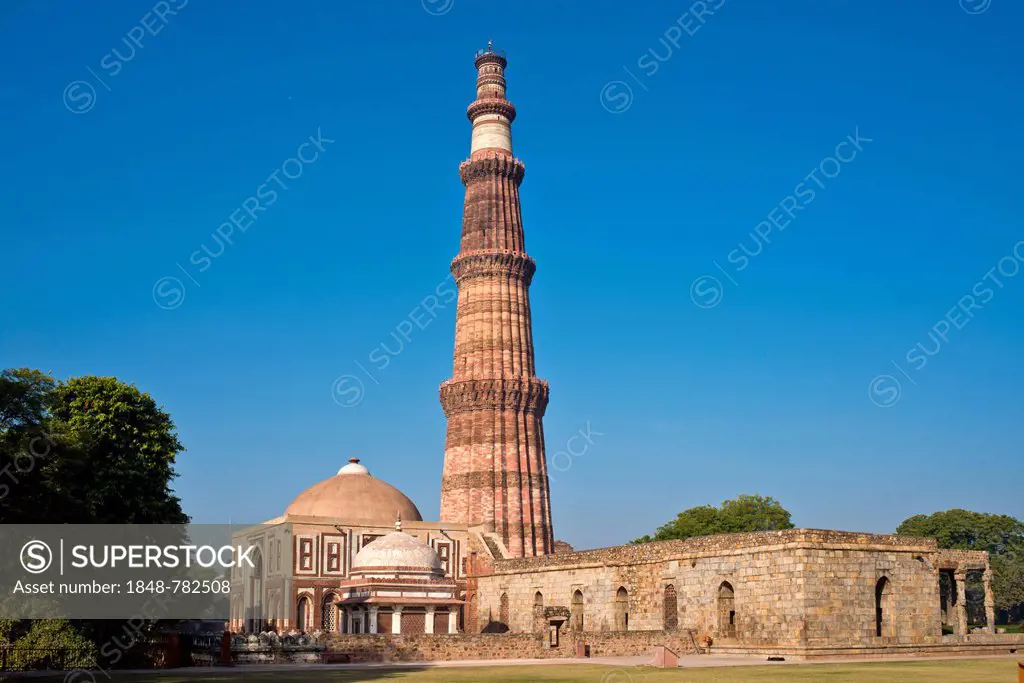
[327,633,549,662]
[800,546,940,647]
[474,529,960,650]
[325,630,700,662]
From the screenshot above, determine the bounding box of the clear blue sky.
[1,0,1021,550]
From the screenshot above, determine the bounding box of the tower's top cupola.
[468,41,514,155]
[474,40,507,69]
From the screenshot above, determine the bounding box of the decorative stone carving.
[450,250,536,285]
[458,154,525,186]
[467,98,517,123]
[439,378,549,417]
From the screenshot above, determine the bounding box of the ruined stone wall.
[325,630,700,662]
[477,542,807,645]
[800,546,941,646]
[474,529,949,649]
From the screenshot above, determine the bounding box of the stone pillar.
[368,607,379,634]
[983,570,996,631]
[954,570,968,636]
[283,578,293,630]
[392,606,403,634]
[448,609,458,634]
[425,607,435,634]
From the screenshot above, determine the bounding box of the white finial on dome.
[338,457,370,476]
[395,513,402,532]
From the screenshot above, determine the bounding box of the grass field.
[9,658,1023,682]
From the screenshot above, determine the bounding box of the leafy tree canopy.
[635,494,795,543]
[0,369,190,661]
[897,509,1024,616]
[0,369,188,525]
[896,509,1024,555]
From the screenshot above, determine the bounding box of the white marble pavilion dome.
[352,529,443,576]
[284,458,423,526]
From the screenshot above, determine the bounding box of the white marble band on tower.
[471,114,512,154]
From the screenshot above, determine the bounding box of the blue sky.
[1,0,1021,550]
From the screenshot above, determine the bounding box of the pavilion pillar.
[954,570,968,636]
[983,570,996,631]
[283,578,293,630]
[448,609,458,634]
[368,607,379,634]
[392,606,403,634]
[425,607,435,634]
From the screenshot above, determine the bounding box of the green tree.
[635,494,795,543]
[1,372,189,525]
[0,369,62,523]
[47,375,188,525]
[0,370,190,663]
[896,509,1024,621]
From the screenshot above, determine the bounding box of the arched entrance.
[615,587,629,631]
[875,577,892,638]
[663,584,678,631]
[321,592,338,633]
[717,581,736,639]
[572,589,584,631]
[296,596,310,632]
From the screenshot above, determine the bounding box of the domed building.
[331,518,461,634]
[284,458,424,526]
[228,458,488,634]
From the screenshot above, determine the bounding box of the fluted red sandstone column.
[439,45,553,557]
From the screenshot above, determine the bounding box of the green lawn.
[5,658,1022,682]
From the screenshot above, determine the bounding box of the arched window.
[875,577,892,638]
[572,589,584,631]
[534,591,544,608]
[717,581,736,638]
[615,587,629,631]
[321,593,338,632]
[296,596,310,632]
[663,584,678,631]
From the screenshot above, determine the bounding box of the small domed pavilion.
[333,517,462,634]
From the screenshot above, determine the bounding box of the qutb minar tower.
[439,44,554,557]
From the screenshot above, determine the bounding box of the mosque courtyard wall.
[473,529,991,652]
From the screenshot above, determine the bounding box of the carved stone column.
[368,606,379,634]
[982,570,996,631]
[392,606,403,635]
[954,570,968,636]
[448,609,458,634]
[425,606,436,634]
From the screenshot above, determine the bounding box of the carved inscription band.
[439,377,549,416]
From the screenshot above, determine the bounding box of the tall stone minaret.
[439,44,553,557]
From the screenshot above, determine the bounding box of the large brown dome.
[284,458,423,525]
